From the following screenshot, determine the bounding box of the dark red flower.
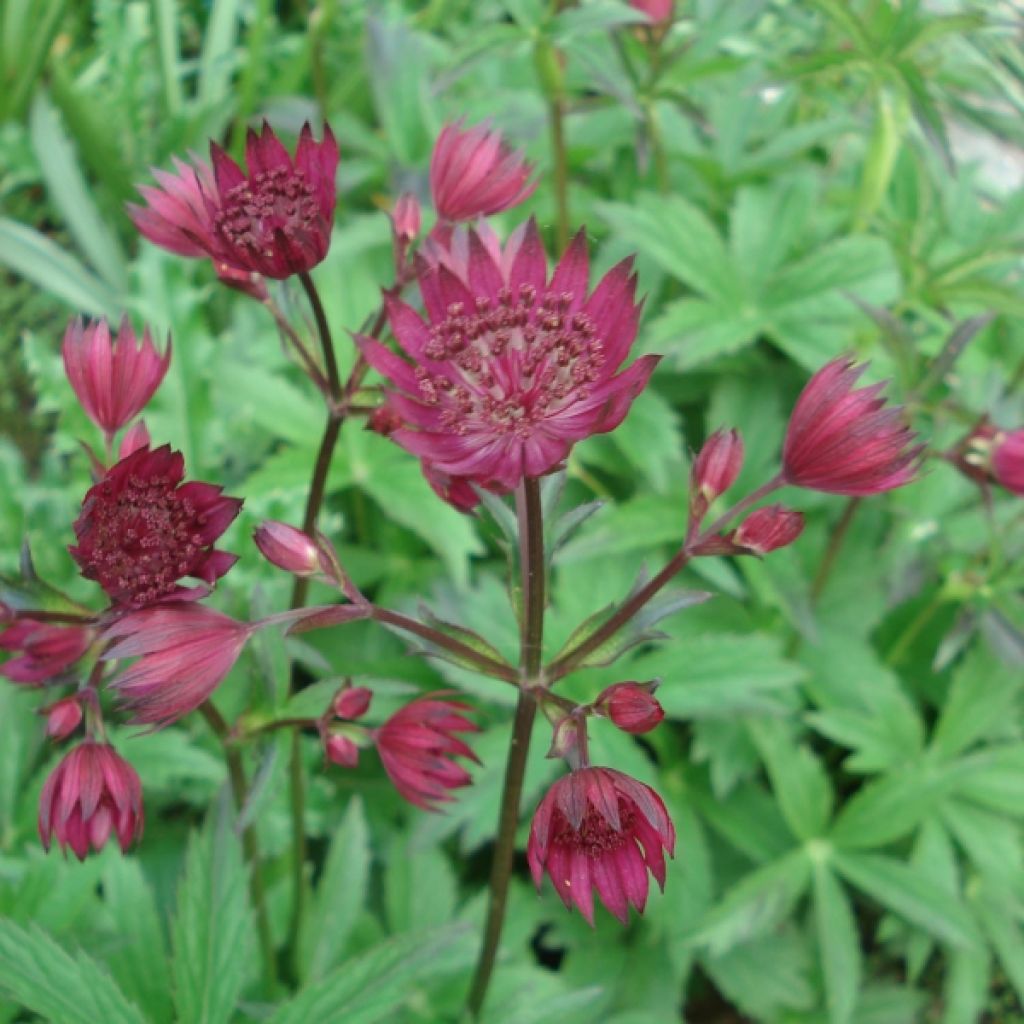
[733,505,805,555]
[38,742,143,860]
[69,445,242,608]
[102,604,252,727]
[527,767,675,924]
[62,317,170,439]
[430,121,536,223]
[782,358,920,496]
[0,620,94,685]
[362,221,658,493]
[373,693,479,811]
[595,681,664,734]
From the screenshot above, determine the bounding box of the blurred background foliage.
[2,0,1024,1021]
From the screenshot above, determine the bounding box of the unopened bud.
[690,428,743,522]
[595,681,664,735]
[253,521,321,576]
[733,505,804,555]
[333,685,372,721]
[367,404,403,437]
[391,193,421,245]
[119,420,151,459]
[325,733,360,768]
[40,696,83,741]
[992,429,1024,495]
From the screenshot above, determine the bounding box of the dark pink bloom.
[391,193,421,244]
[130,122,339,280]
[992,429,1024,495]
[362,221,658,493]
[325,733,360,768]
[527,767,675,924]
[430,121,536,223]
[333,685,372,721]
[373,693,479,811]
[733,505,805,555]
[102,604,251,727]
[63,317,170,438]
[690,428,743,521]
[40,696,84,741]
[254,521,321,576]
[119,420,151,459]
[630,0,674,23]
[38,742,143,860]
[70,444,242,608]
[782,358,920,495]
[0,620,94,685]
[596,681,664,735]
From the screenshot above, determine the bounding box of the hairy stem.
[199,701,277,990]
[467,478,545,1018]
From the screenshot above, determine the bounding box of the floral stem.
[199,701,277,991]
[467,478,545,1018]
[261,293,330,395]
[299,271,341,398]
[810,497,861,604]
[547,97,570,250]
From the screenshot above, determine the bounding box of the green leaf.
[385,833,457,935]
[813,863,862,1024]
[0,920,145,1024]
[171,810,255,1024]
[198,0,241,108]
[832,851,981,949]
[299,796,371,983]
[270,924,474,1024]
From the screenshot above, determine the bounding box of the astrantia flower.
[130,121,339,280]
[362,221,659,492]
[733,505,805,555]
[39,742,143,860]
[0,620,94,685]
[430,121,536,224]
[70,445,242,608]
[102,605,252,727]
[373,693,479,810]
[595,681,664,735]
[782,357,920,496]
[62,317,170,439]
[527,766,675,924]
[992,429,1024,495]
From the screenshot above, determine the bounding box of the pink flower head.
[40,695,85,741]
[992,429,1024,495]
[362,221,659,493]
[782,358,920,496]
[430,120,537,223]
[690,428,743,521]
[102,604,251,727]
[130,122,339,280]
[733,505,805,555]
[0,619,94,685]
[630,0,675,23]
[373,692,479,811]
[253,520,321,576]
[62,317,171,438]
[70,444,242,608]
[334,685,372,721]
[527,766,675,924]
[38,742,143,860]
[595,681,664,735]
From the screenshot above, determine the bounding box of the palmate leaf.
[813,863,862,1024]
[0,920,146,1024]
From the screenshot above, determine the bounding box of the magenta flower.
[782,357,920,496]
[992,429,1024,495]
[70,444,242,608]
[595,681,664,735]
[733,505,805,555]
[39,742,143,860]
[362,221,659,493]
[373,693,479,810]
[430,120,536,224]
[130,121,339,280]
[254,520,322,576]
[62,317,170,439]
[102,604,252,727]
[527,767,675,924]
[0,620,94,685]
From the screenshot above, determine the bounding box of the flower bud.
[325,733,360,768]
[992,429,1024,495]
[733,505,804,555]
[40,695,84,741]
[119,419,151,459]
[253,521,321,576]
[630,0,675,25]
[391,193,421,245]
[333,685,372,721]
[690,429,743,522]
[596,681,664,735]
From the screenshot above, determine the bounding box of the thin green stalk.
[466,478,545,1018]
[548,97,570,250]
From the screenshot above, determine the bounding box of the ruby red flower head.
[130,121,339,280]
[102,604,252,727]
[430,120,537,224]
[70,444,242,608]
[361,220,659,493]
[527,766,675,924]
[39,741,143,860]
[782,357,920,496]
[0,619,94,685]
[373,692,479,811]
[62,317,170,439]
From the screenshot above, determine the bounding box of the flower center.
[74,471,208,607]
[416,286,605,438]
[551,800,636,858]
[215,168,319,256]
